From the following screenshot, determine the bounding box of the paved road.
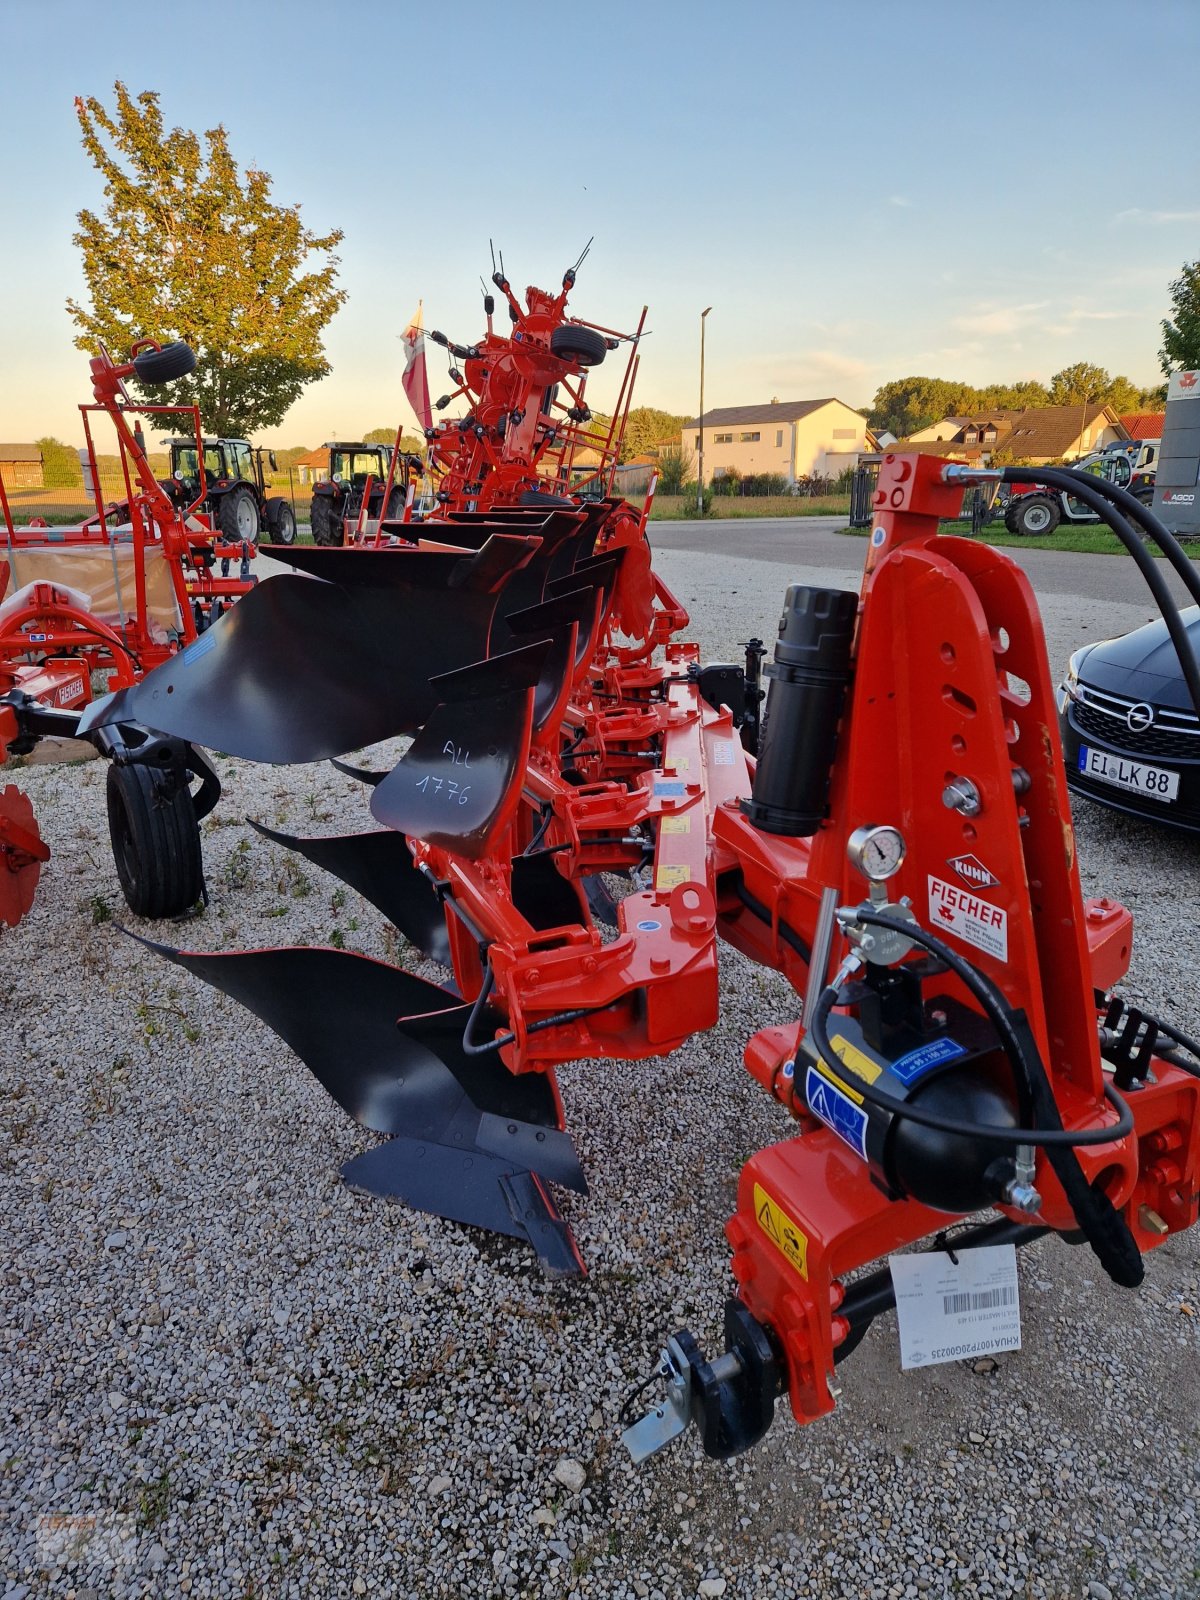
[646,516,1198,609]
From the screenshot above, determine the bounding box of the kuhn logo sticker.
[947,853,1000,890]
[928,875,1008,962]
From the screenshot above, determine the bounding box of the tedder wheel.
[1009,494,1060,537]
[265,497,298,545]
[106,762,204,919]
[218,485,261,543]
[550,323,608,367]
[309,495,343,546]
[132,340,197,385]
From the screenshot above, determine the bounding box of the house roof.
[1119,411,1165,440]
[999,403,1125,458]
[682,398,843,430]
[296,446,331,468]
[889,440,987,460]
[0,444,42,462]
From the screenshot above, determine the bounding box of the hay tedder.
[0,336,258,923]
[66,257,1200,1459]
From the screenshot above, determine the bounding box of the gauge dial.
[847,824,906,882]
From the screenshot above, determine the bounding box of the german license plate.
[1079,744,1178,802]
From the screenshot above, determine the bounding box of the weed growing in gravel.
[137,1470,170,1529]
[225,837,252,890]
[86,893,112,925]
[329,928,345,949]
[331,886,346,912]
[265,904,288,918]
[91,1054,130,1114]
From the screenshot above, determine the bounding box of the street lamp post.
[698,306,712,518]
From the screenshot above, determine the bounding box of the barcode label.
[890,1244,1022,1370]
[943,1286,1016,1315]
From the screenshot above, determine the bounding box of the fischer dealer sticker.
[753,1182,809,1279]
[928,875,1008,962]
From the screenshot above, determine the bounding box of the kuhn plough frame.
[73,260,1200,1459]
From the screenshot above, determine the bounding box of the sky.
[1,0,1198,449]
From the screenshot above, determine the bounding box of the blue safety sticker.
[889,1036,967,1086]
[635,919,662,932]
[182,631,220,665]
[805,1065,868,1159]
[654,779,687,797]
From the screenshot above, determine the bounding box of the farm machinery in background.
[74,252,1200,1459]
[998,439,1156,536]
[0,336,255,922]
[309,442,420,546]
[162,435,297,546]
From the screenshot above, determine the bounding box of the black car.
[1058,607,1200,832]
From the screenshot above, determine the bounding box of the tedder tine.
[78,542,539,763]
[370,640,549,856]
[247,821,452,966]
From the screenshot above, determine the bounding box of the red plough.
[84,259,1200,1458]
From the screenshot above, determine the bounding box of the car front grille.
[1069,682,1200,762]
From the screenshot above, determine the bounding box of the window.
[963,428,978,444]
[713,432,733,444]
[776,429,783,448]
[832,428,856,440]
[739,431,761,442]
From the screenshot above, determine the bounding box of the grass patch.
[841,518,1200,558]
[651,493,850,520]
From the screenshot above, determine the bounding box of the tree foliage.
[364,426,426,453]
[1160,260,1200,377]
[621,407,690,460]
[870,366,1153,437]
[68,83,346,437]
[656,443,694,494]
[35,436,83,489]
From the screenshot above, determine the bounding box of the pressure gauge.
[847,824,906,883]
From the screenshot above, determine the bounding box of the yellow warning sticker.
[655,864,692,889]
[828,1033,882,1090]
[660,815,692,835]
[753,1183,808,1279]
[673,758,690,771]
[814,1057,864,1104]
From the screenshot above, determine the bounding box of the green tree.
[364,426,426,453]
[868,377,979,437]
[1048,363,1111,405]
[1160,261,1200,377]
[977,379,1051,411]
[657,443,694,494]
[35,436,83,489]
[68,83,346,437]
[621,407,690,460]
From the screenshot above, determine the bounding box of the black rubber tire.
[384,488,405,521]
[265,498,297,545]
[519,488,576,509]
[218,485,260,543]
[106,762,204,919]
[1010,494,1060,536]
[309,494,343,545]
[132,340,197,385]
[550,323,607,368]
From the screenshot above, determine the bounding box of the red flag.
[401,303,432,432]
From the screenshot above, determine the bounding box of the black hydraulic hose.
[1002,467,1200,720]
[809,908,1144,1287]
[1038,468,1200,611]
[733,880,813,964]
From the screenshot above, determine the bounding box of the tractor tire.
[310,495,343,546]
[384,488,405,521]
[218,485,260,544]
[265,497,297,545]
[106,761,204,919]
[550,323,608,368]
[132,340,197,385]
[1009,494,1060,537]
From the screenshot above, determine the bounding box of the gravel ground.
[2,546,1199,1600]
